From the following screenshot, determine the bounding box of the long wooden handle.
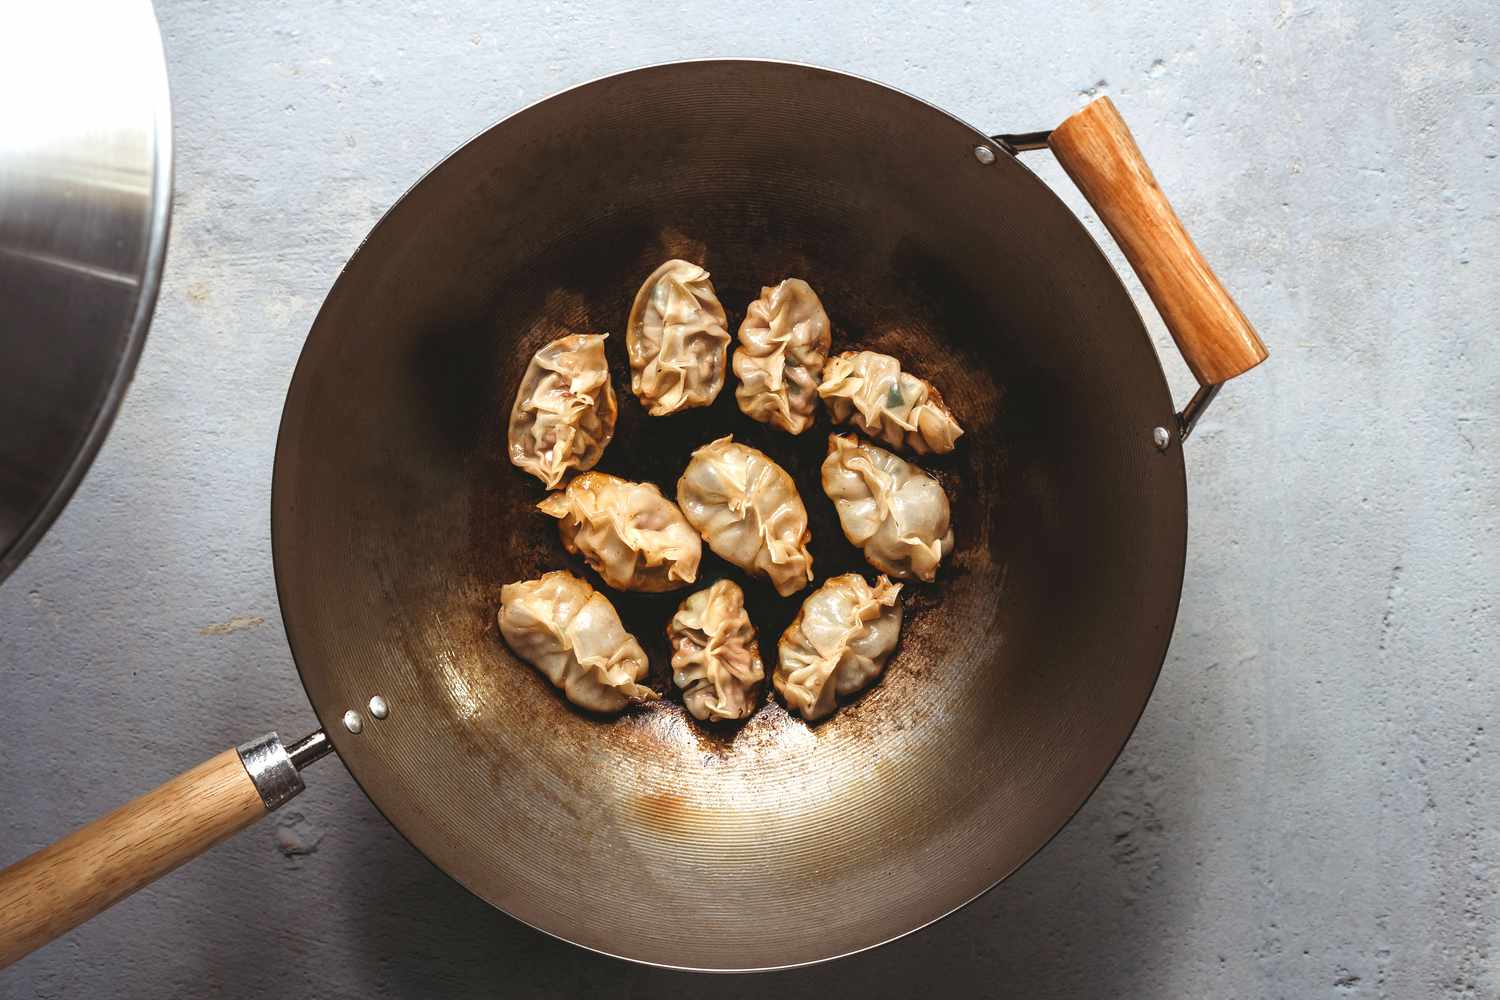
[0,748,268,968]
[1048,97,1268,385]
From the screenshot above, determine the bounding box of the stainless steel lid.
[0,0,172,581]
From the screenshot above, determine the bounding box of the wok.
[0,60,1265,971]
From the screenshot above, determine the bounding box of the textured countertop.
[3,1,1497,997]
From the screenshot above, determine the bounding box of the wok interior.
[273,62,1186,970]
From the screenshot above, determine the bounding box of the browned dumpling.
[498,570,658,713]
[821,434,954,581]
[626,259,731,416]
[774,574,903,722]
[507,333,618,488]
[732,278,832,435]
[667,580,764,722]
[817,350,962,455]
[676,435,814,597]
[537,472,701,592]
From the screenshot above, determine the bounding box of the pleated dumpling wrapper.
[676,435,814,597]
[626,259,731,416]
[817,350,962,455]
[536,472,701,592]
[732,278,832,435]
[667,580,765,722]
[507,333,618,489]
[821,434,954,582]
[775,574,903,722]
[498,570,659,713]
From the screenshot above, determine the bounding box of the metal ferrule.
[235,732,305,812]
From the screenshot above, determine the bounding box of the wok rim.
[271,56,1189,973]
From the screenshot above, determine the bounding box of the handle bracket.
[1175,382,1221,442]
[286,729,334,771]
[991,129,1052,154]
[994,97,1266,443]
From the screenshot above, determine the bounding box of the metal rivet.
[342,709,363,734]
[1152,426,1171,450]
[973,144,996,165]
[368,695,389,720]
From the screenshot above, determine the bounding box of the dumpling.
[774,574,903,722]
[498,570,659,713]
[821,434,954,582]
[626,259,731,416]
[732,278,832,435]
[817,350,963,455]
[507,333,618,489]
[667,580,764,722]
[676,435,814,597]
[536,472,701,592]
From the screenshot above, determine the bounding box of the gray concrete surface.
[2,1,1497,996]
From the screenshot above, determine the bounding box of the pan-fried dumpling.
[498,570,659,713]
[507,333,618,489]
[667,580,764,722]
[775,574,903,722]
[536,472,701,592]
[732,278,832,435]
[817,350,962,455]
[821,434,954,582]
[676,435,814,597]
[626,259,731,416]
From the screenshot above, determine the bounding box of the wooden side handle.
[1049,97,1268,385]
[0,747,269,968]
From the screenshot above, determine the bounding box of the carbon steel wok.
[0,60,1265,971]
